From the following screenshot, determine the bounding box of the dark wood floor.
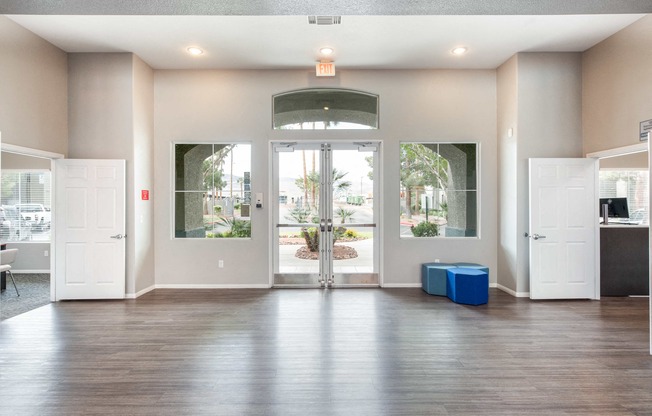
[1,288,651,415]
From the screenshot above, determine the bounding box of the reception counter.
[600,225,649,296]
[0,243,5,291]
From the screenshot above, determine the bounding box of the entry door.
[273,142,379,287]
[55,159,126,300]
[529,158,598,299]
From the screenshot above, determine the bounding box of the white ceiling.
[6,14,646,70]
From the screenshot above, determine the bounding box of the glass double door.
[273,142,379,287]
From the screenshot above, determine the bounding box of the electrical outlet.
[434,259,440,263]
[44,250,49,257]
[218,260,224,268]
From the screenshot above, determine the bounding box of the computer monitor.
[599,197,629,219]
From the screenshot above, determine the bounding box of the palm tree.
[336,207,356,224]
[294,168,352,205]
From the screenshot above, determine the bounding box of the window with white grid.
[0,170,52,242]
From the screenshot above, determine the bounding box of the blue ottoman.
[422,263,456,296]
[454,263,490,279]
[446,268,489,305]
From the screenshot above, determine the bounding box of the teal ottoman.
[446,267,489,305]
[422,263,456,296]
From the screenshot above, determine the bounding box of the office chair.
[0,248,20,296]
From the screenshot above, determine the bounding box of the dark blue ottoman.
[422,263,456,296]
[446,267,489,305]
[454,262,490,279]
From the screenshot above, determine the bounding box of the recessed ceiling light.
[320,47,334,56]
[187,47,203,56]
[451,47,468,56]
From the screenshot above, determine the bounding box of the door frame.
[0,142,64,302]
[269,140,383,288]
[586,142,651,355]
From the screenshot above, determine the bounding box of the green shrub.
[344,229,358,238]
[410,221,439,237]
[216,217,251,238]
[213,205,222,214]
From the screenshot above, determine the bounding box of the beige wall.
[0,17,68,155]
[1,152,51,169]
[154,69,498,287]
[132,55,155,294]
[3,13,649,296]
[68,53,134,159]
[0,16,65,275]
[497,52,584,295]
[599,152,649,169]
[68,52,155,296]
[583,15,652,154]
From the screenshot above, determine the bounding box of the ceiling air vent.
[308,16,342,25]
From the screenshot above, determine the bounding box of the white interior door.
[55,159,126,300]
[529,158,599,300]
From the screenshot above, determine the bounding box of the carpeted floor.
[0,273,51,320]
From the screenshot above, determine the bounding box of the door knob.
[110,234,126,240]
[525,232,546,240]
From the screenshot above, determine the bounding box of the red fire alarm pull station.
[141,190,150,200]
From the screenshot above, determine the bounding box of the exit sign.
[316,62,336,77]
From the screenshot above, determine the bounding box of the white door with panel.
[528,158,598,300]
[273,142,379,287]
[55,159,126,300]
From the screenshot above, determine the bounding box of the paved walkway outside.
[278,238,373,273]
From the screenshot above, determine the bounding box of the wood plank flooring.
[1,288,651,415]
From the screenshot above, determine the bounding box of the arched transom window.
[273,88,379,130]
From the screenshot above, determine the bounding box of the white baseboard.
[381,283,422,288]
[154,284,271,289]
[125,284,156,299]
[12,269,50,274]
[496,283,530,298]
[86,283,526,299]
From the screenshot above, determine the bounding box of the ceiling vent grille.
[308,16,342,25]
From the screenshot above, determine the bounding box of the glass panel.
[400,142,478,238]
[331,148,375,274]
[174,143,251,238]
[1,171,52,242]
[277,148,321,274]
[273,89,378,130]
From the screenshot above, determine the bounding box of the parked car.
[0,206,33,241]
[16,203,51,230]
